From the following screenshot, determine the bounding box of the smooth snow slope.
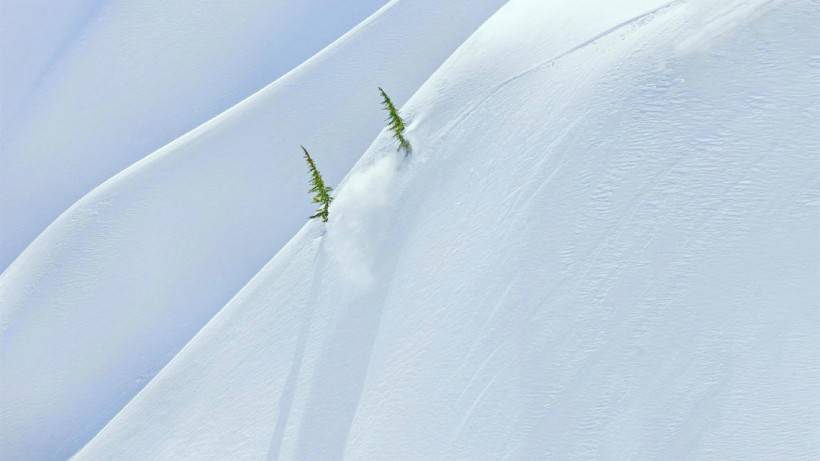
[0,1,508,460]
[76,0,820,459]
[0,0,101,129]
[0,0,389,271]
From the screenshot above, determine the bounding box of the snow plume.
[325,152,402,288]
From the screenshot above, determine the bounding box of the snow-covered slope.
[0,0,100,129]
[0,0,389,271]
[0,1,508,460]
[71,0,820,460]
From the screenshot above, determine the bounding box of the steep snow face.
[0,0,389,271]
[0,1,508,460]
[74,0,820,460]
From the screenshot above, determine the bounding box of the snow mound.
[72,0,820,460]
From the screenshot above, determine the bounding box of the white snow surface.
[0,1,508,460]
[5,0,820,460]
[0,0,390,271]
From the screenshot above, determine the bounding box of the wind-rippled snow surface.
[2,0,819,460]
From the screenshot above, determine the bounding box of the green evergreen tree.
[379,87,411,154]
[301,146,333,223]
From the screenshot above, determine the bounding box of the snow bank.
[74,0,820,460]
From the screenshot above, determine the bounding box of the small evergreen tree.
[378,87,411,154]
[301,146,333,223]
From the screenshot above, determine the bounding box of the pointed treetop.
[301,145,333,223]
[379,87,411,155]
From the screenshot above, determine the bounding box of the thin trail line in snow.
[452,362,508,442]
[450,275,520,405]
[496,0,684,89]
[434,0,683,146]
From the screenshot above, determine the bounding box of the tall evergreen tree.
[379,87,411,154]
[301,146,333,223]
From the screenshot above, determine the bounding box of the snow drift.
[70,0,820,460]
